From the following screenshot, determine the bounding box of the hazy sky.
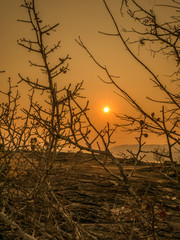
[0,0,177,145]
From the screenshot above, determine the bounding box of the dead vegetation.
[0,152,180,239]
[0,0,180,239]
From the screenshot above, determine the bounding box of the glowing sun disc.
[104,107,110,113]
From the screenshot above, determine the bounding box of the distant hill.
[110,144,180,163]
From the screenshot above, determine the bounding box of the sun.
[104,107,110,113]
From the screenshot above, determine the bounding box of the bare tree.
[75,0,180,238]
[77,0,180,182]
[0,1,100,239]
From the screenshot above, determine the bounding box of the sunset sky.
[0,0,177,146]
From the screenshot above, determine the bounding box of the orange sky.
[0,0,177,146]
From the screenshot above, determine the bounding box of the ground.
[0,152,180,239]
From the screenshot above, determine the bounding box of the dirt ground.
[0,152,180,239]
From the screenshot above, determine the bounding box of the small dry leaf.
[140,120,144,126]
[151,112,155,117]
